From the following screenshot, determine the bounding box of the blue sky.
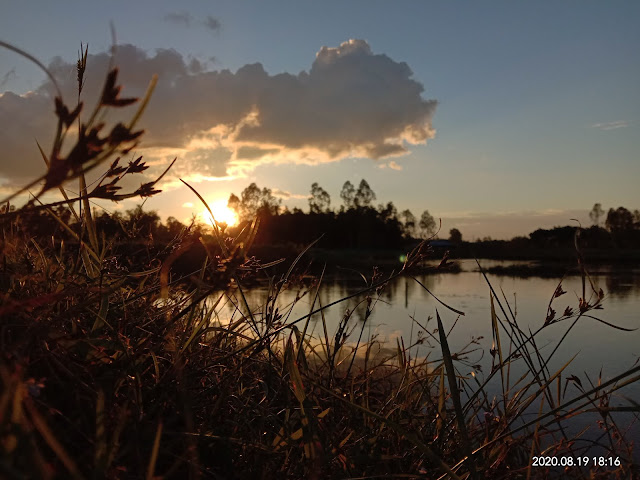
[1,1,638,239]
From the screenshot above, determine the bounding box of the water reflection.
[605,271,640,298]
[215,261,639,377]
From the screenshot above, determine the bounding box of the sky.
[0,1,638,239]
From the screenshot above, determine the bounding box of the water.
[214,259,640,459]
[224,260,639,374]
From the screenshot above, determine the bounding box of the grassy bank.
[3,206,639,478]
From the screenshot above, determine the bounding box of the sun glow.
[201,199,239,227]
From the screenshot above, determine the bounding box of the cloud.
[163,12,221,34]
[163,11,192,27]
[591,120,629,131]
[272,189,290,199]
[0,91,58,181]
[379,160,403,171]
[271,188,308,200]
[0,40,436,188]
[203,16,221,32]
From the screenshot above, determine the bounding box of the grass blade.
[146,421,163,480]
[437,310,477,479]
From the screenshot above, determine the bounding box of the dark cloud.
[181,147,230,177]
[236,146,279,160]
[163,12,221,34]
[0,40,436,186]
[203,16,221,32]
[0,91,57,182]
[163,12,192,27]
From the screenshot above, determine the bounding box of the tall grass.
[1,44,638,479]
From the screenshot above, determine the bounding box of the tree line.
[223,179,446,249]
[3,194,637,255]
[459,203,640,259]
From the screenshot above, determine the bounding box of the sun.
[201,199,239,227]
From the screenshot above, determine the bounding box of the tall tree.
[256,186,281,217]
[400,209,417,238]
[227,193,240,215]
[419,210,436,238]
[354,179,376,208]
[228,184,281,221]
[340,181,356,210]
[309,182,331,213]
[240,183,262,219]
[589,203,605,226]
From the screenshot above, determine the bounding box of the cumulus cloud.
[0,39,436,187]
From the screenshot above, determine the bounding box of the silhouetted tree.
[227,193,240,213]
[529,226,576,248]
[378,202,398,222]
[354,179,376,208]
[589,203,605,226]
[255,186,281,217]
[240,183,262,219]
[18,206,74,240]
[309,182,331,213]
[606,207,633,233]
[95,210,124,238]
[419,210,436,238]
[449,228,462,244]
[340,181,356,210]
[124,205,161,238]
[165,216,186,237]
[229,183,281,221]
[399,209,416,238]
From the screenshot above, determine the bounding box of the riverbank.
[248,243,640,277]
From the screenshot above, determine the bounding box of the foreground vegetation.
[1,44,639,479]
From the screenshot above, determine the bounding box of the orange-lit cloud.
[271,188,308,200]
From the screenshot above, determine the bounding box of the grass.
[1,43,639,479]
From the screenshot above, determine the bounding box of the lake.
[214,259,640,458]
